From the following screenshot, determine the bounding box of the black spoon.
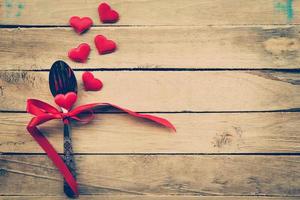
[49,60,77,198]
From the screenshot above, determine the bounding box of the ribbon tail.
[27,120,79,196]
[73,103,176,131]
[109,104,176,132]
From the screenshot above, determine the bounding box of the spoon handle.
[63,123,77,198]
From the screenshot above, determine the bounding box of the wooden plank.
[0,155,299,196]
[0,196,298,200]
[1,26,300,70]
[1,71,300,112]
[0,0,300,25]
[1,112,300,153]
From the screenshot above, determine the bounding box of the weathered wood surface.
[1,71,300,112]
[1,155,300,196]
[0,196,298,200]
[1,0,300,199]
[0,0,300,26]
[1,26,300,70]
[1,112,300,153]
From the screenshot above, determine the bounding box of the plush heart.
[82,71,103,91]
[94,35,116,55]
[69,16,93,34]
[54,92,77,111]
[68,43,91,63]
[98,2,119,23]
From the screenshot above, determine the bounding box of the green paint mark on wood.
[3,0,25,17]
[4,0,12,17]
[286,0,294,21]
[18,3,24,9]
[16,3,24,17]
[4,0,13,8]
[275,0,294,22]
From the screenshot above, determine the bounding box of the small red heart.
[54,92,77,111]
[82,71,103,91]
[69,16,93,34]
[94,35,116,55]
[68,43,91,63]
[98,2,119,23]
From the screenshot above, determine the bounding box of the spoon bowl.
[49,60,77,96]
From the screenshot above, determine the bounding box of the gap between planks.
[3,68,300,72]
[2,24,300,28]
[2,153,300,156]
[0,195,299,199]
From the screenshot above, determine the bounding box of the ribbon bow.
[26,99,175,196]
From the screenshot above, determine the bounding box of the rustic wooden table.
[0,0,300,199]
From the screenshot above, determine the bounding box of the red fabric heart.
[69,16,93,34]
[68,43,91,63]
[94,35,116,55]
[98,2,119,23]
[54,92,77,111]
[82,72,103,91]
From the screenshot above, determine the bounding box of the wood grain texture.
[0,196,298,200]
[1,26,300,70]
[1,1,300,198]
[1,71,300,112]
[1,112,300,153]
[0,0,300,25]
[0,155,299,196]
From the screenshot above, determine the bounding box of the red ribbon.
[26,99,175,196]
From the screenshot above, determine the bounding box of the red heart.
[98,3,119,23]
[68,43,91,63]
[94,35,116,55]
[82,72,103,91]
[54,92,77,111]
[69,16,93,34]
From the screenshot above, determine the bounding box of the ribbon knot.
[61,113,71,124]
[26,98,175,197]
